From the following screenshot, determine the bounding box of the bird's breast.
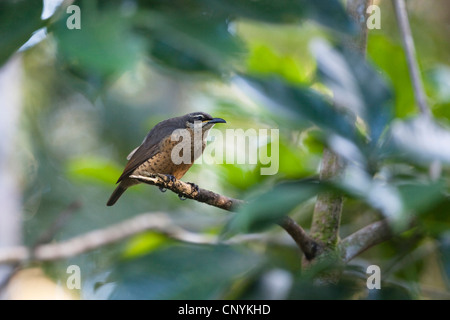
[132,131,206,180]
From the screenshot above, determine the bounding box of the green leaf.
[108,244,263,300]
[145,12,244,73]
[66,156,122,185]
[312,40,394,145]
[50,5,144,81]
[239,75,359,143]
[339,165,404,224]
[368,34,416,118]
[386,117,450,165]
[246,44,306,83]
[426,64,450,104]
[0,0,43,65]
[225,180,321,235]
[397,180,445,215]
[122,232,171,259]
[202,0,354,34]
[150,39,212,72]
[339,166,445,229]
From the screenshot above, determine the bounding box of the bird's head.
[184,112,226,131]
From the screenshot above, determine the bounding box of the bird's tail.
[107,184,127,206]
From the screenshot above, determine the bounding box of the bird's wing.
[116,143,160,183]
[126,146,140,160]
[116,120,180,183]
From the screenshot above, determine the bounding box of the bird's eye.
[193,115,204,121]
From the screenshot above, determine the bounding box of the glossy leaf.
[202,0,354,33]
[312,40,394,145]
[239,75,359,144]
[108,245,263,300]
[147,13,244,73]
[50,7,144,81]
[387,117,450,165]
[0,0,43,65]
[225,180,321,235]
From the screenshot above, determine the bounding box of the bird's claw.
[187,182,199,194]
[165,174,176,183]
[159,186,167,193]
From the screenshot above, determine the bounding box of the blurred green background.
[1,0,450,299]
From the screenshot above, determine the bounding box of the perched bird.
[107,112,226,206]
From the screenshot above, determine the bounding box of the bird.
[106,112,226,206]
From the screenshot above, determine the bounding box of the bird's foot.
[187,182,199,194]
[164,174,176,184]
[178,193,187,201]
[159,187,167,193]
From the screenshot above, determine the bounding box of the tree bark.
[306,0,373,264]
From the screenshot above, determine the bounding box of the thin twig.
[392,0,431,118]
[0,213,215,264]
[0,213,310,265]
[34,200,82,247]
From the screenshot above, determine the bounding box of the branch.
[130,173,243,211]
[308,0,373,256]
[309,149,344,250]
[0,213,217,264]
[392,0,431,118]
[338,220,392,262]
[131,172,319,259]
[345,0,373,57]
[34,201,82,247]
[279,217,320,260]
[0,212,312,265]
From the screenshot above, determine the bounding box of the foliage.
[2,0,450,299]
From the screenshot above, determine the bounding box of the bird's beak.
[206,117,226,124]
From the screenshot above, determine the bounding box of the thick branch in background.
[346,0,373,57]
[309,149,344,250]
[0,56,24,298]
